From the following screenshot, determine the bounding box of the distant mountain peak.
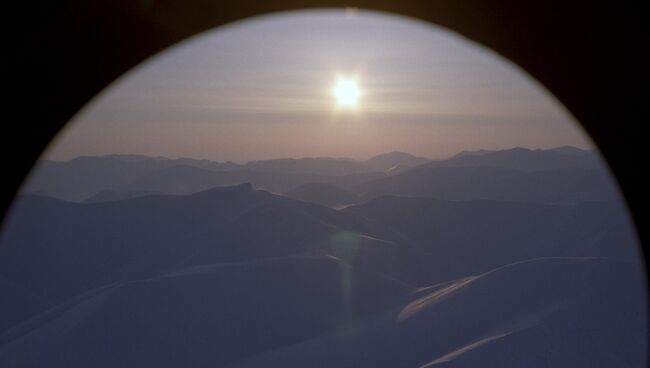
[552,145,583,150]
[509,146,533,152]
[193,182,255,196]
[454,149,495,158]
[549,145,593,156]
[104,154,169,162]
[368,151,418,160]
[366,151,430,172]
[502,146,542,154]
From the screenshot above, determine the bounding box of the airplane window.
[0,9,646,368]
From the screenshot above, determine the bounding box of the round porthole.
[1,9,646,368]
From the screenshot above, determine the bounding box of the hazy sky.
[45,9,593,162]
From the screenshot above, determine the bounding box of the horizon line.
[40,144,595,164]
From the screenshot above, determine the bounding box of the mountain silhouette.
[23,156,387,201]
[365,151,430,172]
[83,189,162,203]
[424,146,600,172]
[244,157,372,176]
[22,147,606,203]
[4,147,645,367]
[1,184,644,366]
[354,165,619,204]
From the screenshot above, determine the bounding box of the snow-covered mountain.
[0,182,645,367]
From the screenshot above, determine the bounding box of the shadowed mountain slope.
[228,258,646,368]
[23,156,387,201]
[424,146,601,172]
[354,166,619,204]
[0,183,645,367]
[0,257,643,368]
[284,183,362,208]
[21,147,605,203]
[1,185,642,320]
[365,152,430,172]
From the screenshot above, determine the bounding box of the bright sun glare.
[333,78,361,108]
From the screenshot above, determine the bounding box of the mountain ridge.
[24,146,602,202]
[0,181,644,367]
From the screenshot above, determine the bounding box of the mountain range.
[2,146,646,367]
[1,180,646,367]
[22,147,616,207]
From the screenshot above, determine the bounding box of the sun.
[333,78,361,108]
